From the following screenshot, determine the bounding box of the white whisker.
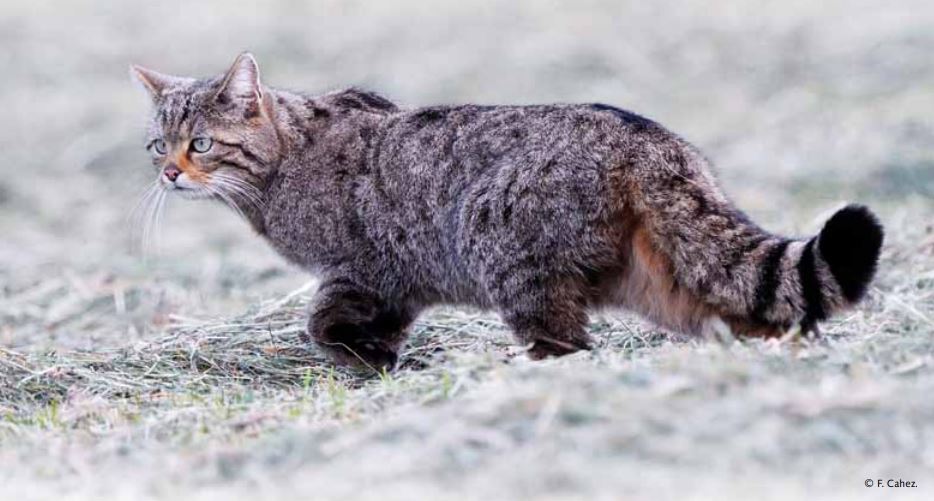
[154,189,168,248]
[129,183,158,228]
[209,174,265,217]
[211,174,265,209]
[211,172,262,196]
[141,188,164,253]
[130,172,265,249]
[220,188,263,213]
[129,179,166,255]
[207,183,249,221]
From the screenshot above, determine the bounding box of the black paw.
[322,337,399,372]
[350,338,399,372]
[527,338,591,360]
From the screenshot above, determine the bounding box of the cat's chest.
[259,167,354,269]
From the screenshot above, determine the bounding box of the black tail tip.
[818,204,884,302]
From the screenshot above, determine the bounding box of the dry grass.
[0,281,670,420]
[2,0,934,499]
[1,230,932,500]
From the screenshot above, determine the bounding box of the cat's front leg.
[305,277,414,372]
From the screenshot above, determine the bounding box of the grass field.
[1,1,933,499]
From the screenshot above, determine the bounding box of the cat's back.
[349,101,676,296]
[367,102,668,196]
[361,100,678,231]
[379,101,660,161]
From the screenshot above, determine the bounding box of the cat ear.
[129,65,184,99]
[214,52,263,103]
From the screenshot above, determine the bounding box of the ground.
[1,1,933,499]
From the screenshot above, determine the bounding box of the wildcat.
[131,53,883,370]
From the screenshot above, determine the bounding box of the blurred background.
[2,2,934,500]
[1,0,933,346]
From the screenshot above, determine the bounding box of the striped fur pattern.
[132,53,884,370]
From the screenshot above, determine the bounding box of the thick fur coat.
[132,53,884,369]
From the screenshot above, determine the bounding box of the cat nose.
[163,164,181,182]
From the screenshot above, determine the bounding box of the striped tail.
[797,205,884,330]
[630,140,884,336]
[642,198,884,335]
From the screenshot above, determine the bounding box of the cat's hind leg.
[306,277,414,371]
[488,273,593,359]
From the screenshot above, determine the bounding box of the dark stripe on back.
[278,99,318,146]
[278,99,303,127]
[349,89,398,112]
[305,100,331,118]
[797,237,827,330]
[410,108,449,128]
[590,103,655,131]
[751,239,791,322]
[335,95,366,111]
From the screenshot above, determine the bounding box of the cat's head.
[131,53,279,203]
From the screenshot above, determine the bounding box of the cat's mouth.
[156,170,263,215]
[171,185,213,200]
[161,175,213,200]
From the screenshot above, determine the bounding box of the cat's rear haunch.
[131,53,884,370]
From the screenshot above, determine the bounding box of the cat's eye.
[152,139,167,155]
[191,137,213,153]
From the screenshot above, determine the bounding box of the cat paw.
[352,339,399,372]
[526,338,591,360]
[322,337,399,372]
